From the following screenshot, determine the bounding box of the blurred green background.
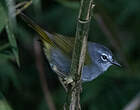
[0,0,140,110]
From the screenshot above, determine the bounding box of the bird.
[19,13,121,82]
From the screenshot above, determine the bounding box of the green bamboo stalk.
[65,0,95,110]
[15,1,32,16]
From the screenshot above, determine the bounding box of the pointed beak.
[111,60,122,67]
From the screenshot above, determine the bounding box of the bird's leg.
[52,65,74,92]
[58,77,68,92]
[71,79,82,93]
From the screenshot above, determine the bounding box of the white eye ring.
[101,54,108,61]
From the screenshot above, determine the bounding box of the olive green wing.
[20,12,92,65]
[52,33,92,65]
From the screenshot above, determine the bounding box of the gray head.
[88,42,121,72]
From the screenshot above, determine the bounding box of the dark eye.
[101,55,107,61]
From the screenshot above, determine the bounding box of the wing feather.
[20,12,92,65]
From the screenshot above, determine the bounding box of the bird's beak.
[111,60,121,67]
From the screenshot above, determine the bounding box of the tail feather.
[19,12,54,46]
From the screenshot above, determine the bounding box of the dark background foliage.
[0,0,140,110]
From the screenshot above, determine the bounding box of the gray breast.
[49,43,106,82]
[50,48,71,75]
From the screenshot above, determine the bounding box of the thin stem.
[34,38,56,110]
[65,0,94,110]
[123,92,140,110]
[15,1,32,16]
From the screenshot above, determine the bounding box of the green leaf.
[5,0,17,29]
[0,59,20,91]
[6,24,20,67]
[0,2,8,32]
[0,53,14,60]
[0,43,10,52]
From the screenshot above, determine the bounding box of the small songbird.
[19,13,121,82]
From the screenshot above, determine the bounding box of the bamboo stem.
[65,0,95,110]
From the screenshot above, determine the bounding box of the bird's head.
[88,42,121,72]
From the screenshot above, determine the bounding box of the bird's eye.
[101,55,107,61]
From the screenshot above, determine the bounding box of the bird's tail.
[19,12,54,46]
